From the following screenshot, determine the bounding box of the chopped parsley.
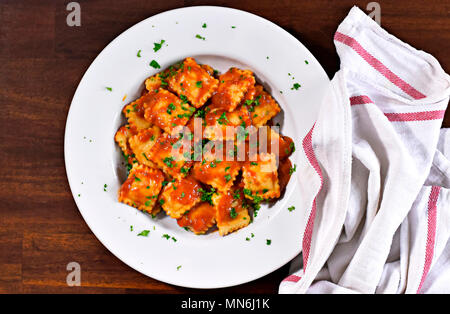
[163,157,174,168]
[229,207,238,219]
[291,83,301,90]
[288,206,295,212]
[290,142,296,153]
[162,234,170,240]
[150,60,161,69]
[166,102,176,114]
[196,81,203,88]
[137,50,141,57]
[159,199,165,206]
[217,112,229,125]
[137,230,150,237]
[198,187,216,205]
[202,23,207,28]
[224,174,232,182]
[103,184,107,191]
[195,109,205,118]
[130,225,133,231]
[231,26,236,28]
[250,162,258,166]
[153,39,165,52]
[180,166,190,174]
[105,87,112,91]
[179,94,188,104]
[195,34,206,40]
[177,265,182,270]
[289,164,297,175]
[134,176,141,182]
[305,60,309,64]
[266,239,272,245]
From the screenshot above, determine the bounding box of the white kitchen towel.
[279,6,450,294]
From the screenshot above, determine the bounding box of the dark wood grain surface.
[0,0,449,294]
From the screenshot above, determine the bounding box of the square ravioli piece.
[159,176,203,218]
[212,187,251,236]
[123,99,152,131]
[242,152,280,200]
[118,164,165,215]
[168,57,219,108]
[177,202,216,234]
[246,85,281,127]
[142,89,195,134]
[211,67,256,112]
[128,126,161,168]
[147,132,193,179]
[192,152,241,193]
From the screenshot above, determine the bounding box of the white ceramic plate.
[64,6,329,289]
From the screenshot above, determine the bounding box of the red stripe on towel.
[350,95,444,121]
[384,110,445,122]
[334,32,426,100]
[350,95,373,105]
[417,186,440,294]
[301,124,324,270]
[283,275,302,283]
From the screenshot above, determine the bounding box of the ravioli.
[192,149,241,193]
[211,68,256,112]
[128,126,161,168]
[114,125,137,164]
[143,89,195,134]
[242,152,280,200]
[246,85,281,127]
[177,202,216,234]
[147,132,193,180]
[159,176,202,218]
[212,187,251,236]
[168,57,219,108]
[118,164,164,215]
[123,100,152,131]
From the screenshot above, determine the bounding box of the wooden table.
[0,0,448,293]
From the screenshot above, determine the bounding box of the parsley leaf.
[150,60,161,69]
[289,164,297,175]
[137,230,150,237]
[153,39,165,52]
